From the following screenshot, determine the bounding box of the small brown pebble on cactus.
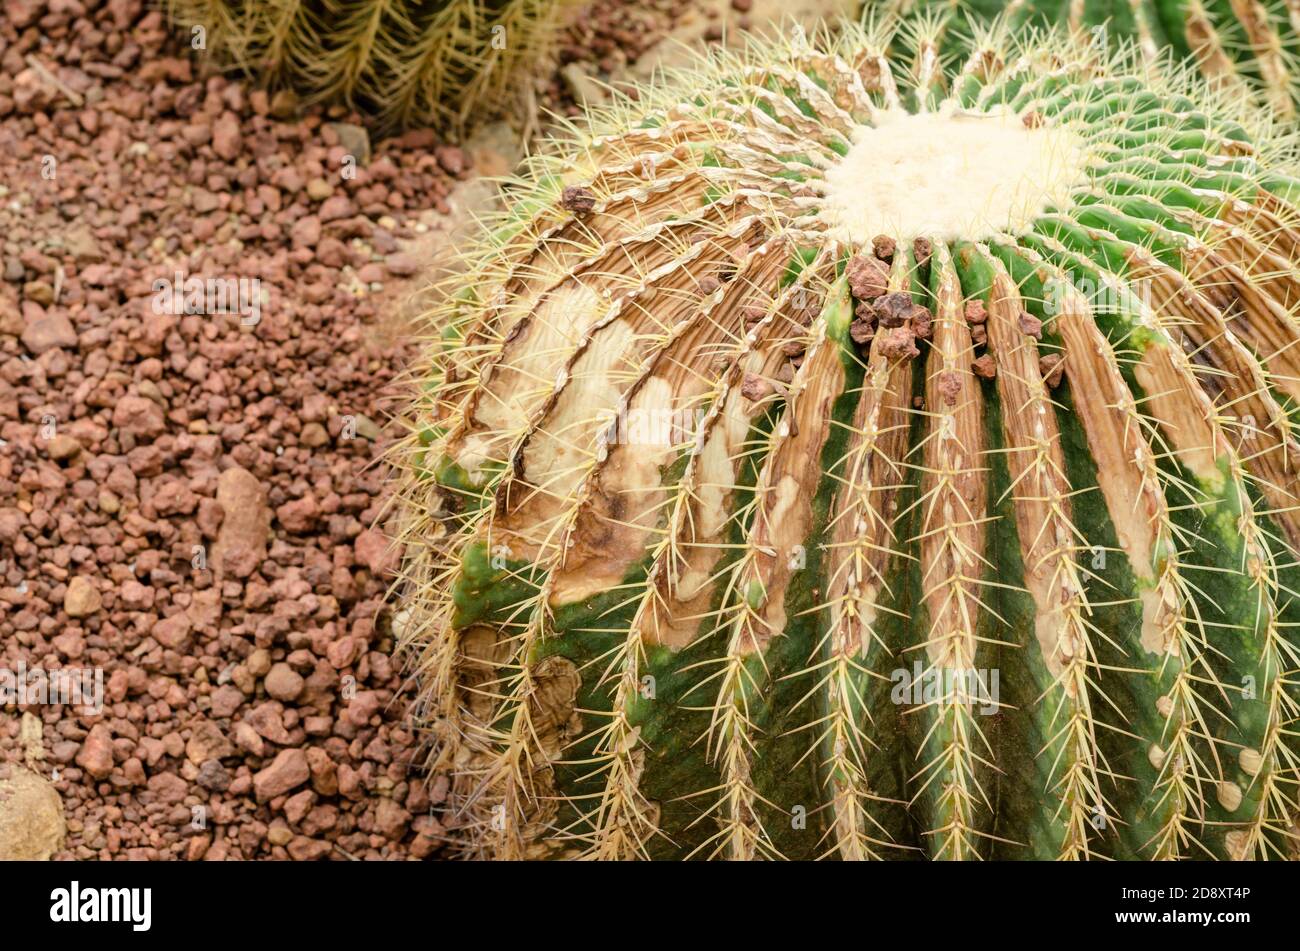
[699,276,722,295]
[970,323,988,347]
[782,339,806,357]
[845,254,889,301]
[913,395,926,409]
[878,326,919,362]
[971,354,996,379]
[849,318,876,345]
[742,305,767,325]
[1022,110,1045,129]
[561,185,596,216]
[937,370,962,406]
[910,305,934,341]
[1040,353,1065,387]
[1018,310,1043,339]
[963,299,988,324]
[872,234,896,261]
[874,292,914,328]
[741,374,775,401]
[913,237,933,267]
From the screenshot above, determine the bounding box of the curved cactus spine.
[393,19,1300,859]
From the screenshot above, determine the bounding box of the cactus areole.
[395,20,1300,860]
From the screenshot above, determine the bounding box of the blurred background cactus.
[165,0,572,135]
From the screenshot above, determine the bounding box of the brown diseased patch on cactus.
[549,242,793,604]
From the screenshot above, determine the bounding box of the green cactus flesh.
[885,0,1300,117]
[394,19,1300,860]
[165,0,566,133]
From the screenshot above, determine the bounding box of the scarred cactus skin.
[165,0,568,133]
[393,17,1300,860]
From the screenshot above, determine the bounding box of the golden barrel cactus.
[166,0,569,133]
[394,19,1300,860]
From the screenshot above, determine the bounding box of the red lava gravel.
[545,0,692,113]
[0,0,477,859]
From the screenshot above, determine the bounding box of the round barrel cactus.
[165,0,568,133]
[394,18,1300,860]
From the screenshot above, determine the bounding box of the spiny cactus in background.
[165,0,568,134]
[392,17,1300,860]
[883,0,1300,117]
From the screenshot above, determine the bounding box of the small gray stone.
[196,759,232,792]
[326,122,370,165]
